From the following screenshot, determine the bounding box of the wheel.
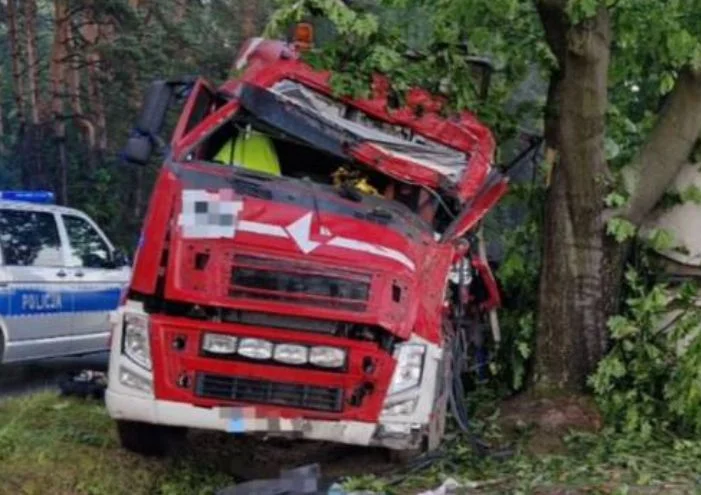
[387,446,422,464]
[116,420,187,457]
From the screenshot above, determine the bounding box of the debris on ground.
[216,463,379,495]
[415,478,461,495]
[57,369,107,399]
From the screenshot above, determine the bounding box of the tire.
[387,446,422,464]
[116,420,187,457]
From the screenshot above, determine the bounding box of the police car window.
[62,215,112,269]
[0,209,63,267]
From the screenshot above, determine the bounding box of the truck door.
[0,207,74,362]
[171,78,219,153]
[60,212,127,356]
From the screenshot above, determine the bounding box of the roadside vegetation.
[1,392,701,494]
[0,393,231,495]
[3,0,701,493]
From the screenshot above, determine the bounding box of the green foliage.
[679,184,701,205]
[567,0,604,23]
[0,0,274,248]
[590,268,701,438]
[486,170,547,393]
[606,217,637,243]
[267,0,544,140]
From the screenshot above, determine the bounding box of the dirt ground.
[186,431,400,482]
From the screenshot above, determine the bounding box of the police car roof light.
[0,191,56,204]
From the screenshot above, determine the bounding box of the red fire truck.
[105,26,506,457]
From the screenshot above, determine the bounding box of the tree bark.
[7,0,26,131]
[24,0,41,125]
[534,4,613,393]
[67,7,97,157]
[51,0,70,204]
[174,0,187,23]
[621,69,701,225]
[241,0,258,39]
[0,63,4,154]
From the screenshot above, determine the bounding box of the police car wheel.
[116,420,187,457]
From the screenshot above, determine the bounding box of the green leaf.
[659,72,676,95]
[679,184,701,205]
[608,315,639,339]
[517,341,531,359]
[605,191,627,208]
[647,228,675,252]
[607,217,637,243]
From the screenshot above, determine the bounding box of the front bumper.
[106,302,442,450]
[105,386,388,445]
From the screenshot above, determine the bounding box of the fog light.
[383,398,418,416]
[309,346,346,368]
[376,423,412,438]
[119,367,152,394]
[203,333,237,354]
[274,343,308,365]
[237,338,273,360]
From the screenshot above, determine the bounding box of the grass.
[0,392,232,495]
[343,427,701,494]
[1,392,701,494]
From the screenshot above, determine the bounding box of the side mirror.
[121,134,154,166]
[121,80,176,166]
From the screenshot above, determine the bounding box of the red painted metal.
[150,314,394,421]
[128,36,506,425]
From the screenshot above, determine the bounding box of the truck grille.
[228,255,371,312]
[195,373,344,412]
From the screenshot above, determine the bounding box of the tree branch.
[622,69,701,225]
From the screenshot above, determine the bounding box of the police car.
[0,191,131,364]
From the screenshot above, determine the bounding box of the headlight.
[203,333,237,354]
[274,344,308,365]
[309,346,346,368]
[387,344,425,395]
[237,338,273,360]
[123,313,151,370]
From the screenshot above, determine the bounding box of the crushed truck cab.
[106,35,507,456]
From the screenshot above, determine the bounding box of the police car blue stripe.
[73,288,123,313]
[0,288,123,317]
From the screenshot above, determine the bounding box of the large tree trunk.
[241,0,258,39]
[533,2,701,393]
[7,0,26,131]
[174,0,187,23]
[0,64,4,154]
[51,0,70,204]
[79,0,108,154]
[534,5,613,393]
[24,0,40,125]
[67,7,97,165]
